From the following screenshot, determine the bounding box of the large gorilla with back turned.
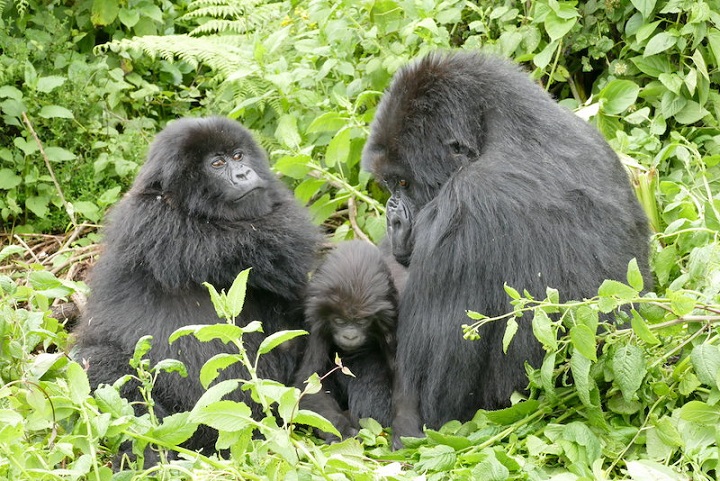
[362,51,651,447]
[73,117,321,455]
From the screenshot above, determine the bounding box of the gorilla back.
[362,52,651,438]
[74,117,321,452]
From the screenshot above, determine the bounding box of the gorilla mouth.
[232,186,261,202]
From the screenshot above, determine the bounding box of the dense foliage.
[1,0,719,479]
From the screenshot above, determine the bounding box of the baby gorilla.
[295,240,398,440]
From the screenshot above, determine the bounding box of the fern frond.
[102,35,254,77]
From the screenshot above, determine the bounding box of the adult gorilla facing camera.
[73,117,321,456]
[362,51,651,447]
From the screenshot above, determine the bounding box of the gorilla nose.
[235,166,255,181]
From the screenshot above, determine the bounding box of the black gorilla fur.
[73,117,321,453]
[295,240,398,440]
[362,51,651,446]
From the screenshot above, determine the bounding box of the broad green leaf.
[294,178,325,204]
[575,305,599,334]
[466,310,487,321]
[544,9,577,41]
[28,271,73,298]
[643,32,676,57]
[657,73,683,94]
[257,330,307,356]
[599,80,639,115]
[25,195,50,219]
[203,282,231,319]
[503,283,521,300]
[707,28,720,67]
[154,359,186,376]
[193,380,240,410]
[472,449,510,480]
[626,460,685,480]
[149,412,197,445]
[66,361,91,404]
[307,112,347,133]
[169,324,245,344]
[293,410,341,437]
[660,91,687,118]
[679,400,720,424]
[189,400,253,432]
[653,417,683,448]
[674,100,709,124]
[0,169,21,190]
[540,352,556,399]
[275,114,301,149]
[416,444,456,472]
[39,105,74,119]
[690,343,720,388]
[570,349,594,407]
[502,318,518,353]
[631,55,672,77]
[274,155,311,180]
[227,268,250,318]
[626,258,644,291]
[598,279,638,301]
[612,345,646,402]
[485,400,540,424]
[325,128,351,168]
[667,290,695,316]
[630,0,657,18]
[44,146,76,162]
[570,325,597,362]
[199,353,240,388]
[91,0,119,26]
[630,309,660,345]
[118,8,140,27]
[532,310,557,351]
[35,76,67,93]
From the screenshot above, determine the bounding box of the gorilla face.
[135,117,279,222]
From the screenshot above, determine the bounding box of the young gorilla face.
[136,117,277,222]
[329,314,373,352]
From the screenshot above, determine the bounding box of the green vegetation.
[1,0,719,479]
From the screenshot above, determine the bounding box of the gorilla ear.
[446,139,478,162]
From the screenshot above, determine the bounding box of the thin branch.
[348,197,370,242]
[21,112,78,228]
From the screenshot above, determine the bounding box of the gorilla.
[295,240,399,441]
[73,117,322,456]
[361,51,651,447]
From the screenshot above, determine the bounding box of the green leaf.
[28,271,73,298]
[227,269,250,318]
[35,76,67,93]
[203,281,231,319]
[416,444,457,472]
[679,400,720,424]
[0,169,22,190]
[599,80,640,115]
[26,195,49,218]
[626,460,686,480]
[325,128,351,168]
[544,9,577,41]
[631,55,672,77]
[118,8,140,28]
[257,330,307,356]
[674,100,709,124]
[39,105,74,119]
[660,91,687,118]
[707,28,720,67]
[149,412,197,445]
[91,0,119,26]
[502,318,518,353]
[532,310,557,351]
[690,343,720,388]
[626,258,644,291]
[472,449,510,480]
[66,361,91,404]
[667,290,695,316]
[44,146,76,162]
[612,345,646,402]
[570,325,597,362]
[643,33,676,57]
[274,155,312,180]
[570,349,594,407]
[630,309,660,345]
[630,0,657,18]
[540,352,556,399]
[503,284,521,300]
[275,115,301,149]
[169,324,246,344]
[575,305,599,334]
[199,353,240,389]
[307,112,347,133]
[293,410,342,437]
[598,279,638,301]
[189,400,254,432]
[658,73,683,94]
[485,400,540,424]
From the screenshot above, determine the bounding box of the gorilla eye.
[332,317,347,326]
[398,179,408,188]
[211,158,226,168]
[232,151,244,161]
